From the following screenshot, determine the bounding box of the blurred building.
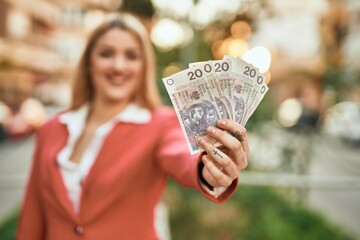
[0,0,359,134]
[0,0,90,110]
[0,0,124,138]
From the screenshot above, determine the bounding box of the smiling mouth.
[107,75,128,85]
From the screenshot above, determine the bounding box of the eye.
[126,49,141,60]
[99,49,114,58]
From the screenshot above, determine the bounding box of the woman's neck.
[87,99,130,126]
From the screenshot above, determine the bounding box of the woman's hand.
[198,119,249,188]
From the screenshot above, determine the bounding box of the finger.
[206,125,244,153]
[205,125,245,167]
[200,158,218,186]
[205,124,248,170]
[202,155,234,187]
[199,140,238,179]
[216,119,249,154]
[219,146,248,171]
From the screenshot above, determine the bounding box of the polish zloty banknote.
[163,56,269,154]
[188,61,229,120]
[190,59,234,120]
[224,55,255,124]
[165,61,224,119]
[162,65,222,154]
[241,69,268,126]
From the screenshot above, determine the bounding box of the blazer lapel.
[47,123,81,222]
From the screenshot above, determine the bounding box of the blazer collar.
[59,103,151,128]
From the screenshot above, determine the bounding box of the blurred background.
[0,0,359,239]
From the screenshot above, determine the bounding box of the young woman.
[16,13,249,240]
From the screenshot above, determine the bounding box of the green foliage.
[155,47,181,106]
[120,0,155,18]
[322,66,360,103]
[165,182,355,240]
[0,209,19,240]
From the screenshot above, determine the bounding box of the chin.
[104,93,132,104]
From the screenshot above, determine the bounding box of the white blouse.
[56,103,151,213]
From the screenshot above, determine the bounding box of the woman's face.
[89,28,144,105]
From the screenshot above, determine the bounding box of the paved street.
[0,135,34,220]
[307,135,360,238]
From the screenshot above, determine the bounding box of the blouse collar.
[59,103,152,126]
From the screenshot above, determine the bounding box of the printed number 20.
[188,69,203,80]
[244,66,256,78]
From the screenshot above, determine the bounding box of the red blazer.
[17,107,237,240]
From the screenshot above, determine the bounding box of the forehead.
[95,28,141,49]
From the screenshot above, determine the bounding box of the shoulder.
[148,106,181,131]
[150,106,176,121]
[36,111,67,138]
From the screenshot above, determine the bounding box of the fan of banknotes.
[162,55,269,155]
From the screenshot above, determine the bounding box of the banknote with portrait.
[163,56,269,155]
[162,64,223,154]
[189,59,234,120]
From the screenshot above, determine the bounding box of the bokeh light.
[277,98,303,128]
[152,0,193,19]
[242,46,272,73]
[0,101,12,124]
[162,63,182,78]
[228,39,249,58]
[20,98,47,128]
[151,19,193,51]
[230,21,251,40]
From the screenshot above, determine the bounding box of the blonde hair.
[70,13,162,110]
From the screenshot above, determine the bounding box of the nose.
[113,55,127,71]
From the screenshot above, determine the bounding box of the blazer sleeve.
[16,131,46,240]
[155,109,237,203]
